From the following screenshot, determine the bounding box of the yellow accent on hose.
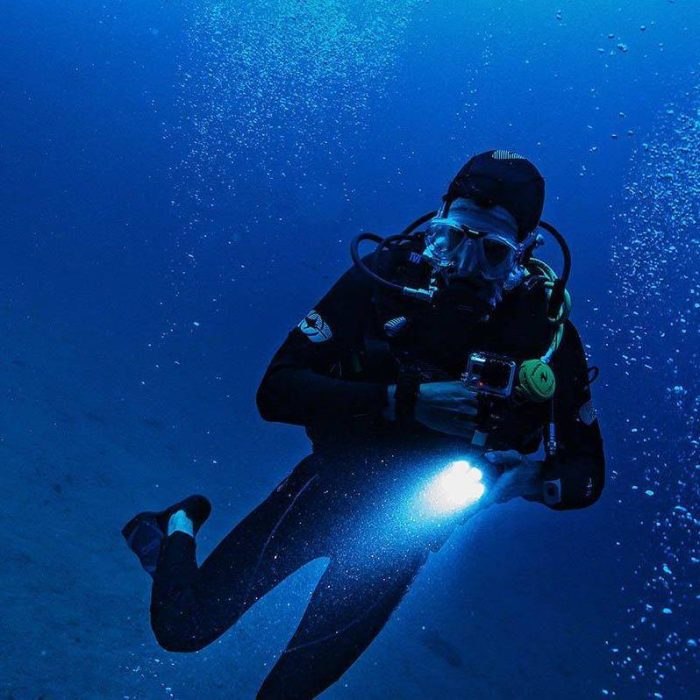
[525,258,572,362]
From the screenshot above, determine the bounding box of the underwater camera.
[462,352,517,399]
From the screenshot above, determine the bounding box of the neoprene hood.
[445,150,545,240]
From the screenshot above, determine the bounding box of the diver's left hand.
[482,450,543,504]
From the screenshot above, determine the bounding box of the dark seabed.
[1,1,698,698]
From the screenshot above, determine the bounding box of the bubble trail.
[607,89,700,698]
[168,0,421,226]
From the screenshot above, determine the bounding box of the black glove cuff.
[394,373,420,425]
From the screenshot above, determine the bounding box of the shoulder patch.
[298,310,333,343]
[578,398,597,426]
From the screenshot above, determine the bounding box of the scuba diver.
[123,150,605,699]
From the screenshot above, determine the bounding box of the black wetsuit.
[149,247,605,699]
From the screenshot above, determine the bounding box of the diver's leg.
[149,456,326,652]
[256,549,428,700]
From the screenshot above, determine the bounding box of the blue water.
[2,1,698,698]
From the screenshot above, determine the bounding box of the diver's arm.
[538,321,605,510]
[256,264,388,426]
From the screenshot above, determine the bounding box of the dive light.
[419,459,486,517]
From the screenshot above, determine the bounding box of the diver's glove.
[482,450,543,504]
[385,381,479,437]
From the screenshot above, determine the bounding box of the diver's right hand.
[413,380,479,437]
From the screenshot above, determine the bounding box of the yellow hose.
[526,258,572,362]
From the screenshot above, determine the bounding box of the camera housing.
[462,352,517,399]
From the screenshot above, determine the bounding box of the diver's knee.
[151,615,207,653]
[154,629,207,653]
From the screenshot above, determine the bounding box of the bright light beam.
[420,460,485,516]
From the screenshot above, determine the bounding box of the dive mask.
[424,216,523,282]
